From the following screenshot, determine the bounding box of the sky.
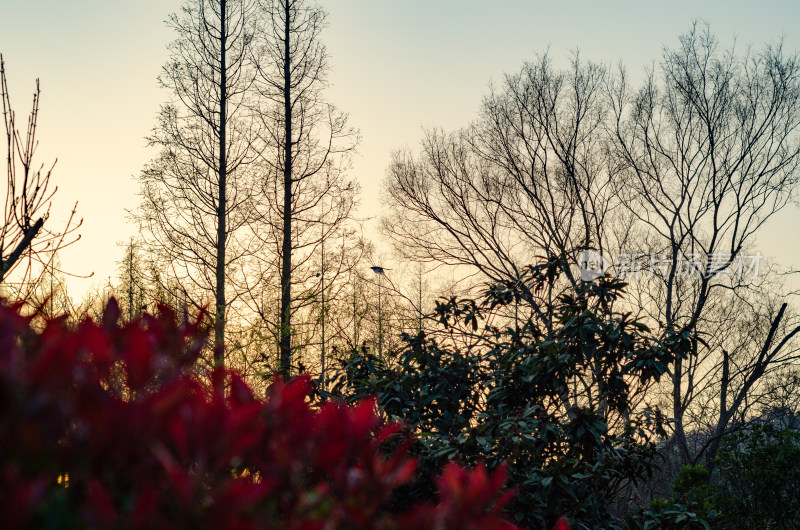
[1,0,800,297]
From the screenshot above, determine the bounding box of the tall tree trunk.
[320,206,325,388]
[128,242,134,322]
[279,0,293,376]
[215,0,228,368]
[672,355,691,463]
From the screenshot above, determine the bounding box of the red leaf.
[554,516,570,530]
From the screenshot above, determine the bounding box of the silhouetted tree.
[609,22,800,463]
[114,239,150,322]
[383,54,617,323]
[134,0,258,367]
[0,55,81,297]
[249,0,359,375]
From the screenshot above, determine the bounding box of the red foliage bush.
[0,300,519,529]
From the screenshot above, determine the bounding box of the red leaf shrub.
[0,300,518,529]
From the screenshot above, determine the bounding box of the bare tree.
[115,239,150,322]
[383,26,800,471]
[250,0,359,376]
[608,22,800,463]
[135,0,258,367]
[383,54,621,332]
[1,55,81,296]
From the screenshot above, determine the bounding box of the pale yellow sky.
[2,0,799,298]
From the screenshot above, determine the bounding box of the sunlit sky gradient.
[2,0,800,297]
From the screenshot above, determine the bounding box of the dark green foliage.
[715,424,800,529]
[325,264,684,529]
[625,499,711,530]
[625,465,716,529]
[672,465,717,521]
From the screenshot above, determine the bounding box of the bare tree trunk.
[279,0,292,376]
[128,242,134,321]
[672,355,691,463]
[319,208,325,388]
[215,0,228,367]
[0,218,43,283]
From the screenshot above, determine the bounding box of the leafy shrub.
[625,500,711,530]
[671,465,717,522]
[625,465,715,529]
[0,299,519,529]
[715,423,800,528]
[325,265,683,529]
